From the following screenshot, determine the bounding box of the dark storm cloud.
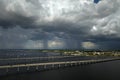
[0,27,33,49]
[0,14,36,29]
[0,0,38,29]
[0,0,120,50]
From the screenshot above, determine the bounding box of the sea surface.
[0,49,106,66]
[0,50,120,80]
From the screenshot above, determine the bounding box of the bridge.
[0,56,91,66]
[0,57,120,76]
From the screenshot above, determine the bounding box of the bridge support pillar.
[6,68,8,73]
[36,66,38,70]
[65,63,67,67]
[71,63,73,66]
[27,66,29,71]
[44,65,46,69]
[52,64,54,68]
[17,67,19,72]
[58,64,61,68]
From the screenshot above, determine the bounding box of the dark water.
[1,60,120,80]
[0,49,61,59]
[0,49,105,66]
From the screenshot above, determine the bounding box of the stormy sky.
[0,0,120,50]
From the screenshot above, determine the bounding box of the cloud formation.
[0,0,120,50]
[82,42,97,49]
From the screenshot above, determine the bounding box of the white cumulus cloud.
[48,39,65,49]
[82,42,97,49]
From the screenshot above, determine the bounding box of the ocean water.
[0,50,119,80]
[0,49,61,58]
[0,49,103,66]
